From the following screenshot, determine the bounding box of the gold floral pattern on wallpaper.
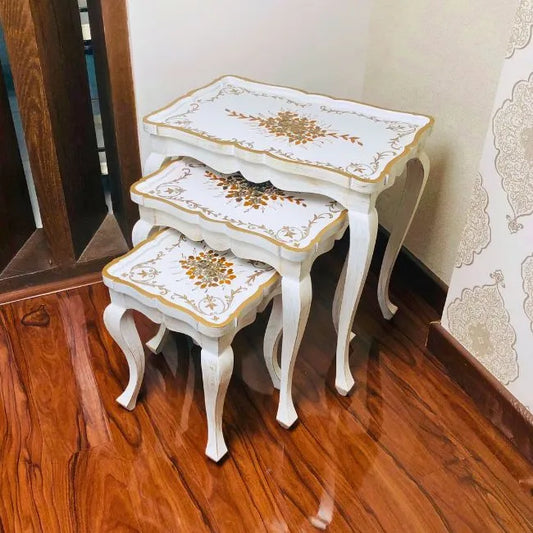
[204,169,307,210]
[157,82,426,181]
[454,174,491,268]
[110,230,276,324]
[446,271,518,385]
[493,72,533,233]
[225,109,363,146]
[522,253,533,332]
[506,0,533,58]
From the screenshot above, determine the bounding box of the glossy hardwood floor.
[0,241,532,532]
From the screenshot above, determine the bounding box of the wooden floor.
[0,241,532,532]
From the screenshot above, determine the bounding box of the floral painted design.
[147,78,430,182]
[454,174,491,268]
[205,170,306,210]
[493,73,533,232]
[446,271,518,385]
[105,229,278,325]
[132,160,346,251]
[506,0,533,58]
[522,254,533,332]
[226,109,363,146]
[179,249,237,288]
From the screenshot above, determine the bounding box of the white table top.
[103,228,278,328]
[144,75,433,185]
[131,158,346,252]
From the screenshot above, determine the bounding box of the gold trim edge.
[102,228,280,329]
[143,74,435,185]
[130,161,348,253]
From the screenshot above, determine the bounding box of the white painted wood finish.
[103,303,145,410]
[263,294,283,389]
[377,154,430,319]
[102,229,281,461]
[132,158,348,423]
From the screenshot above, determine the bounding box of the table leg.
[263,294,283,389]
[201,343,234,462]
[131,219,155,246]
[332,257,355,343]
[144,151,168,174]
[277,272,312,428]
[377,153,430,319]
[103,302,146,410]
[335,207,378,395]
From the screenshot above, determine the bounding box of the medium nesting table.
[130,157,347,427]
[142,75,433,396]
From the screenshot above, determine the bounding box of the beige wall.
[364,0,518,283]
[126,0,372,163]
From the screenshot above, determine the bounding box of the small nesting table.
[103,228,280,461]
[130,158,347,427]
[143,75,433,395]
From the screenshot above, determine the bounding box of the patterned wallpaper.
[442,0,533,415]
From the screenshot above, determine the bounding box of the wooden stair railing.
[0,0,139,300]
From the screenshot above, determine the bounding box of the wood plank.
[0,243,532,531]
[87,0,142,244]
[0,54,35,270]
[427,321,533,464]
[0,0,107,263]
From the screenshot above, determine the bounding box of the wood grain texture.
[0,241,532,531]
[427,321,533,464]
[0,55,35,270]
[87,0,142,243]
[0,0,107,263]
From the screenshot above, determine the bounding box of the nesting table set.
[102,75,433,461]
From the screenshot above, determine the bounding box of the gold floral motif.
[446,270,518,385]
[134,160,345,250]
[145,78,433,182]
[493,73,533,232]
[105,229,277,326]
[226,109,363,146]
[455,174,491,268]
[179,249,237,288]
[205,170,306,210]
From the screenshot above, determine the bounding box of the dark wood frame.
[0,0,139,296]
[87,0,142,244]
[0,53,35,270]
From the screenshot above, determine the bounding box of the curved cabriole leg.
[263,294,283,389]
[332,257,355,342]
[131,219,155,247]
[146,324,170,354]
[103,303,146,410]
[277,274,312,428]
[378,153,430,320]
[335,208,378,396]
[201,345,234,462]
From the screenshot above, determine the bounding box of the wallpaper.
[442,0,533,414]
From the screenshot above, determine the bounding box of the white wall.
[363,0,518,284]
[127,0,372,163]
